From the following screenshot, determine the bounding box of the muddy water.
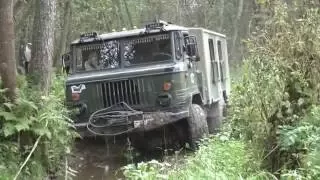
[68,136,185,180]
[68,137,129,180]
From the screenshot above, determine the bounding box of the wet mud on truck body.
[63,21,230,149]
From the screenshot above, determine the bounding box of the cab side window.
[217,40,224,81]
[208,38,219,83]
[174,32,182,60]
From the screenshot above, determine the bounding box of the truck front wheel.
[187,104,209,149]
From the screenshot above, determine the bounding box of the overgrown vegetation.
[122,133,277,180]
[121,1,320,179]
[123,137,244,179]
[0,75,77,179]
[231,1,320,177]
[2,0,320,179]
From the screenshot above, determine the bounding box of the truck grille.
[101,79,144,107]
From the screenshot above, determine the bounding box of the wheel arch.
[191,93,203,106]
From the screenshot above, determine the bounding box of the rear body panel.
[188,28,230,104]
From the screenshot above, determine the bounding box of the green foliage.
[169,138,257,180]
[279,106,320,179]
[122,135,273,180]
[122,160,171,180]
[0,75,77,179]
[230,1,320,176]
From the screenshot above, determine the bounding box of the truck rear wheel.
[187,104,209,149]
[207,102,223,134]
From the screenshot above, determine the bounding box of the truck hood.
[66,62,188,85]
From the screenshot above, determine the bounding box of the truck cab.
[63,21,230,148]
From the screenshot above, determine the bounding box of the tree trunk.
[14,0,28,20]
[15,0,35,74]
[14,0,35,30]
[53,0,71,67]
[231,0,244,62]
[29,0,56,94]
[111,0,124,29]
[0,0,17,101]
[218,0,224,32]
[65,5,73,51]
[177,0,182,24]
[123,0,133,28]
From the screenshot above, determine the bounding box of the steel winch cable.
[86,102,144,136]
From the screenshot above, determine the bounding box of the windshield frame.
[71,31,180,73]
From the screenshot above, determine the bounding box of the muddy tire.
[207,102,223,134]
[187,104,209,149]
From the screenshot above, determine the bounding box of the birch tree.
[231,0,244,62]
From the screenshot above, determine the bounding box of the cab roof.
[187,27,226,38]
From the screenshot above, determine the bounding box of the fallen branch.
[14,121,48,180]
[13,135,42,180]
[65,157,68,180]
[263,144,279,161]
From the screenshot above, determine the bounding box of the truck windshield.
[75,40,120,71]
[74,32,172,72]
[123,33,172,66]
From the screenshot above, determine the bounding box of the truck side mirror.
[62,53,71,74]
[185,36,200,62]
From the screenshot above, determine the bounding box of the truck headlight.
[72,93,80,101]
[163,82,172,91]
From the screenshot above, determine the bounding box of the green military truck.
[63,20,230,149]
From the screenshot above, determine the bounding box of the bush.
[279,105,320,179]
[169,138,257,179]
[0,75,77,179]
[230,1,320,176]
[122,135,272,180]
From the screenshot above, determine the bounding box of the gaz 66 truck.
[63,20,230,149]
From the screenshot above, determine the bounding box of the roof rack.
[145,19,170,31]
[80,32,98,42]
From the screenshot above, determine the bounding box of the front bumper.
[73,102,189,137]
